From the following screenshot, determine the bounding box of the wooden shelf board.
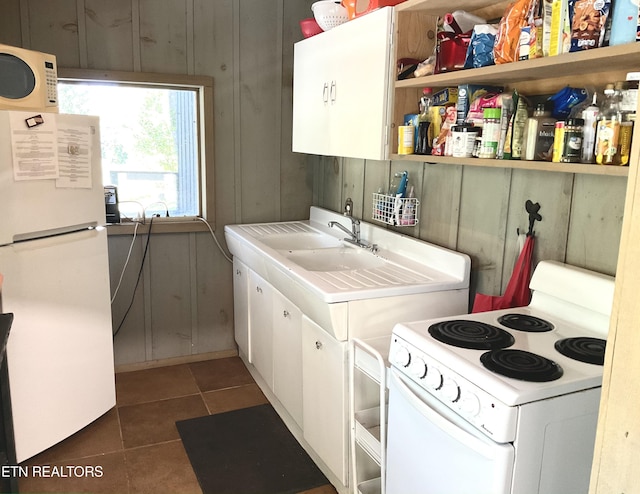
[395,44,640,90]
[390,154,630,176]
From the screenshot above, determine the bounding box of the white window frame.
[57,68,215,231]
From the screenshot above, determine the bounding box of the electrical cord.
[110,221,141,304]
[112,215,231,339]
[112,214,156,339]
[197,216,233,263]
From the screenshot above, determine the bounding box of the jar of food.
[451,124,480,158]
[561,118,584,163]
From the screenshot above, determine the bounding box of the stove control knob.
[459,392,481,416]
[393,346,411,368]
[409,357,427,379]
[425,367,442,389]
[441,378,460,402]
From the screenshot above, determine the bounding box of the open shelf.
[391,0,637,176]
[395,44,640,91]
[389,155,630,176]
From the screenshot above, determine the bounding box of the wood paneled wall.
[0,0,315,366]
[314,157,626,306]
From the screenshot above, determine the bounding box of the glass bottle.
[595,83,622,165]
[415,87,433,155]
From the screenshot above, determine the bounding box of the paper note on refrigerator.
[55,124,93,189]
[9,112,59,181]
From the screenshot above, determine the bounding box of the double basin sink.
[224,207,470,305]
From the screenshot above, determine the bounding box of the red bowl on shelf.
[300,17,323,38]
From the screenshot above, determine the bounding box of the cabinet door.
[292,32,332,156]
[272,290,303,428]
[292,6,393,160]
[232,259,250,359]
[326,6,393,160]
[302,315,348,485]
[248,270,274,388]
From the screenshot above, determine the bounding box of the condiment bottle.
[595,84,622,165]
[616,81,636,166]
[415,88,433,155]
[552,121,565,162]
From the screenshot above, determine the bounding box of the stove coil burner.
[480,349,564,382]
[428,320,515,350]
[555,337,606,365]
[497,314,554,332]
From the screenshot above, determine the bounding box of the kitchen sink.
[284,246,387,272]
[224,207,471,304]
[259,232,343,251]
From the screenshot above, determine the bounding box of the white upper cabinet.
[292,7,395,160]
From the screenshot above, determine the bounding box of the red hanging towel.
[472,234,535,313]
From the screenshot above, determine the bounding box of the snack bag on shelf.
[568,0,611,51]
[494,0,538,64]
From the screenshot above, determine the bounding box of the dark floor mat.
[176,404,329,494]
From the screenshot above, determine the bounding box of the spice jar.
[477,108,501,159]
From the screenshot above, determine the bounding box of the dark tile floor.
[16,356,337,494]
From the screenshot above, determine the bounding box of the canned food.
[398,125,415,155]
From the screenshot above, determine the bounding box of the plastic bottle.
[511,97,530,159]
[552,121,566,162]
[616,81,636,166]
[400,185,417,225]
[595,84,623,165]
[580,92,600,163]
[521,103,557,161]
[415,88,433,155]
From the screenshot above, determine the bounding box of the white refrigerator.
[0,110,115,463]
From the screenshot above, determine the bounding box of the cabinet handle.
[256,286,262,293]
[315,340,323,350]
[322,82,329,103]
[283,310,289,318]
[330,80,336,103]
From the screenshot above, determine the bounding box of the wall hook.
[525,200,541,237]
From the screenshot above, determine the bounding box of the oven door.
[386,370,514,494]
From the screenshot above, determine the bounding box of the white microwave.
[0,44,59,113]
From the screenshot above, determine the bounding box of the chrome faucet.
[328,218,360,244]
[328,217,377,252]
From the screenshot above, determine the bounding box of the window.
[57,69,213,222]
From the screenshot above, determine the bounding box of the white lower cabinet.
[302,315,349,486]
[248,270,274,387]
[272,290,303,428]
[232,259,250,358]
[234,266,350,490]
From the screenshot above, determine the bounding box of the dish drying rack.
[372,192,419,227]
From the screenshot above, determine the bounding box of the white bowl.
[311,1,349,31]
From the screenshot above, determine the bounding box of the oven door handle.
[391,371,501,459]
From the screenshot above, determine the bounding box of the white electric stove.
[386,260,615,494]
